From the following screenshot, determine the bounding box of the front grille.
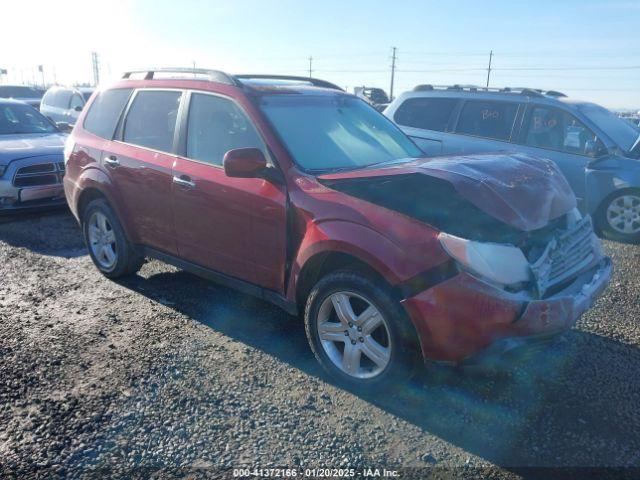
[13,162,65,188]
[530,216,596,297]
[17,163,55,174]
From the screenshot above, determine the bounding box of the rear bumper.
[401,257,612,363]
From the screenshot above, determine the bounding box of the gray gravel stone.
[0,211,639,479]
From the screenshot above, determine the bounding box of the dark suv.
[64,69,611,387]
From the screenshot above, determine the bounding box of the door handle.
[103,155,120,168]
[173,175,196,189]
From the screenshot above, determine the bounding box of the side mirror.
[585,139,608,158]
[74,105,83,112]
[223,148,267,178]
[56,121,72,132]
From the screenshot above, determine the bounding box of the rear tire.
[82,198,143,278]
[596,189,640,244]
[304,271,421,390]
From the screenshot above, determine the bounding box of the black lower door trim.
[140,246,298,315]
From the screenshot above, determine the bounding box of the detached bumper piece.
[402,258,612,363]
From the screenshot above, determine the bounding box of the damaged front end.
[319,153,612,362]
[411,210,612,363]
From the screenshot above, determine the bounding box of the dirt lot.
[0,209,639,479]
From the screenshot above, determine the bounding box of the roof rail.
[122,68,238,86]
[545,90,567,98]
[412,84,566,98]
[235,74,344,91]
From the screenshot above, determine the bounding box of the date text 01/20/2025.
[232,468,399,477]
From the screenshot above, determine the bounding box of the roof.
[413,84,566,98]
[390,84,602,109]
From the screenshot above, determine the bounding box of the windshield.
[259,94,422,171]
[0,103,57,134]
[0,86,43,99]
[579,103,640,153]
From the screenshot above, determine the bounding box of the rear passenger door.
[391,97,459,155]
[447,99,521,154]
[103,89,182,255]
[172,91,288,291]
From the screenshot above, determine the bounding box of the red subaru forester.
[64,69,612,388]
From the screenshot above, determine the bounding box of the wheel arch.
[295,251,393,310]
[74,169,136,243]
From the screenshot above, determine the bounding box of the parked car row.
[0,84,95,126]
[384,85,640,243]
[0,85,44,109]
[40,86,94,126]
[0,99,67,211]
[58,68,612,388]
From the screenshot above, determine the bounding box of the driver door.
[172,91,288,292]
[516,105,603,211]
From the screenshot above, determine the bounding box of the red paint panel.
[172,157,287,290]
[103,142,177,254]
[402,272,581,362]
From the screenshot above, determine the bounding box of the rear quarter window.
[393,97,458,132]
[455,100,519,141]
[83,88,133,139]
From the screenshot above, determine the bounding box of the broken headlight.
[438,232,531,286]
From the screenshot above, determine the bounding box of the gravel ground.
[0,210,639,479]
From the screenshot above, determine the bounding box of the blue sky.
[3,0,639,109]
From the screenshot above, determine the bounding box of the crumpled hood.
[318,152,577,232]
[0,133,66,165]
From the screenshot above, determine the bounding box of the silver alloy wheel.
[88,211,117,269]
[316,291,392,379]
[606,194,640,234]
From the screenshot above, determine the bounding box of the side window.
[393,97,458,132]
[56,90,72,109]
[186,93,264,166]
[123,90,182,153]
[42,90,56,107]
[69,94,84,110]
[524,106,604,157]
[83,88,133,139]
[455,100,518,141]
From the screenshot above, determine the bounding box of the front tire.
[596,189,640,244]
[82,198,143,278]
[304,271,421,390]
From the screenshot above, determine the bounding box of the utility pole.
[390,47,397,101]
[38,65,45,89]
[308,56,313,78]
[486,50,493,88]
[192,60,197,78]
[91,52,100,86]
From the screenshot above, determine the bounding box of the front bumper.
[0,156,65,212]
[401,257,612,363]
